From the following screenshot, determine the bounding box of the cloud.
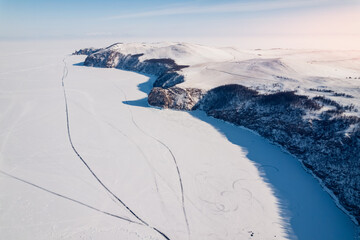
[105,0,338,20]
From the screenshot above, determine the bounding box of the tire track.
[106,114,212,228]
[0,170,139,224]
[103,120,160,193]
[116,85,190,238]
[61,57,170,240]
[76,98,197,219]
[69,99,160,194]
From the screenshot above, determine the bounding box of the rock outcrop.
[148,87,204,110]
[73,48,101,56]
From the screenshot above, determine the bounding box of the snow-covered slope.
[180,49,360,117]
[76,42,360,226]
[104,42,235,65]
[79,43,360,116]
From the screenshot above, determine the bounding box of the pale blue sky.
[0,0,360,46]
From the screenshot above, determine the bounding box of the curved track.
[117,85,191,238]
[61,57,170,240]
[0,170,138,224]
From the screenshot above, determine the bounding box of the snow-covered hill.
[76,42,360,225]
[77,42,360,116]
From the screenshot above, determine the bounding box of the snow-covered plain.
[0,41,358,239]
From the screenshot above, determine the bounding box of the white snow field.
[0,41,358,240]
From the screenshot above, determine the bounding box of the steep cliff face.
[81,49,186,88]
[74,43,360,224]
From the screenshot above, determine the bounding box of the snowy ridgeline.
[74,42,360,224]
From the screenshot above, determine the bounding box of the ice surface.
[0,41,357,239]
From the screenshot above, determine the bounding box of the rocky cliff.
[81,48,187,88]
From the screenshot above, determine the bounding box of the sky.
[1,0,360,49]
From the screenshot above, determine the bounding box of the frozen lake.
[0,41,357,239]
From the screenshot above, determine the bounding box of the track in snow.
[68,99,161,194]
[117,85,191,238]
[0,170,139,224]
[61,57,170,240]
